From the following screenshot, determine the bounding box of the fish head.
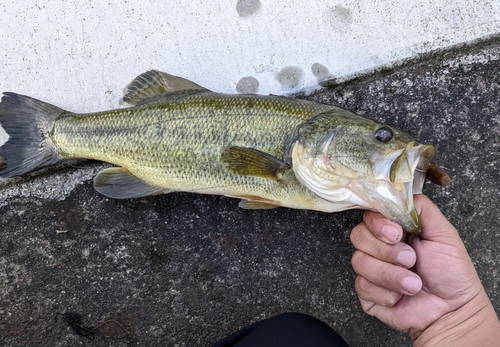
[291,109,435,234]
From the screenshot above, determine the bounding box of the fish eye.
[374,127,393,143]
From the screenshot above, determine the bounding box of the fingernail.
[382,225,399,242]
[402,276,422,294]
[398,250,416,268]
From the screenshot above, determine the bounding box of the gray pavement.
[1,37,499,347]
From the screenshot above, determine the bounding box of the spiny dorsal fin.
[121,70,209,105]
[93,167,169,199]
[221,146,290,181]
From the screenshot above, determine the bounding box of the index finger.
[362,210,404,245]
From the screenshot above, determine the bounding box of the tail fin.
[0,92,64,178]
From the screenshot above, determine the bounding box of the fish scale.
[51,92,334,208]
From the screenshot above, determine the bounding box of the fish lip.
[366,143,435,234]
[408,144,435,194]
[395,143,435,234]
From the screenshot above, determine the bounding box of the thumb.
[413,195,460,243]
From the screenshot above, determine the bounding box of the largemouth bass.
[0,70,443,234]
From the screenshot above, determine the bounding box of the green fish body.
[52,91,340,211]
[0,70,436,233]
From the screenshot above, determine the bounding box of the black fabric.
[211,312,349,347]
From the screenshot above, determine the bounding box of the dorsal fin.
[121,70,209,105]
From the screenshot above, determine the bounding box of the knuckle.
[350,224,364,246]
[356,288,369,302]
[359,299,376,315]
[356,276,402,308]
[381,266,397,287]
[351,250,366,272]
[362,210,375,225]
[356,276,371,294]
[363,210,383,231]
[377,242,393,260]
[381,292,402,307]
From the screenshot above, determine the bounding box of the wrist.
[414,290,500,347]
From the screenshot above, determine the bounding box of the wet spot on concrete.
[311,63,330,82]
[236,76,260,94]
[276,66,304,89]
[325,5,353,34]
[236,0,261,17]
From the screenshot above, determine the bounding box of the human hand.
[350,195,500,346]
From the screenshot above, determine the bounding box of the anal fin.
[93,167,168,199]
[235,194,281,210]
[239,200,280,210]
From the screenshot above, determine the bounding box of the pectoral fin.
[94,167,168,199]
[121,70,209,105]
[221,146,290,181]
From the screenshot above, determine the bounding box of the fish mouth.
[291,140,435,234]
[374,142,435,234]
[408,143,435,195]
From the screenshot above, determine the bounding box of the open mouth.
[388,143,435,233]
[367,142,435,233]
[411,144,436,194]
[373,141,435,189]
[403,145,435,213]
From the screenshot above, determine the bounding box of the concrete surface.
[1,35,500,347]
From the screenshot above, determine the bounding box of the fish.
[0,70,444,234]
